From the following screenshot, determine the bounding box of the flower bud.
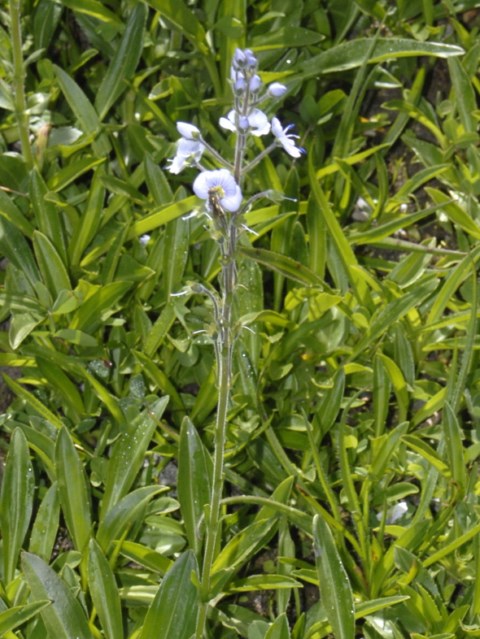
[268,82,287,97]
[233,75,246,94]
[233,48,247,69]
[244,49,257,69]
[249,74,262,93]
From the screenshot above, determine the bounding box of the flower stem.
[9,0,34,169]
[195,220,237,639]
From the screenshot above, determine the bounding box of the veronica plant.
[168,48,302,637]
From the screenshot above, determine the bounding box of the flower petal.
[221,185,243,212]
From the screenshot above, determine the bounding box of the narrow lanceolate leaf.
[0,429,35,583]
[240,246,323,287]
[139,551,199,639]
[97,486,166,554]
[298,38,463,78]
[0,601,51,636]
[2,375,64,429]
[265,613,291,639]
[95,3,147,120]
[55,427,92,552]
[88,539,123,639]
[211,518,279,595]
[29,483,60,561]
[442,402,466,496]
[0,216,40,290]
[22,552,94,639]
[30,170,66,257]
[53,65,109,156]
[101,396,169,518]
[177,417,213,554]
[146,0,210,55]
[32,231,71,299]
[313,515,355,639]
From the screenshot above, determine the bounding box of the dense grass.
[1,1,480,637]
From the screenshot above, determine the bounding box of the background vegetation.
[1,0,480,637]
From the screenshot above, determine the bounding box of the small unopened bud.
[244,49,257,69]
[268,82,287,97]
[233,48,247,69]
[249,74,262,92]
[234,75,246,94]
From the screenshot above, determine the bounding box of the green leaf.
[22,552,94,639]
[448,57,477,134]
[2,375,64,428]
[53,64,110,156]
[350,278,437,359]
[163,215,190,300]
[0,429,35,583]
[32,230,71,299]
[55,427,92,552]
[0,215,40,290]
[47,156,105,192]
[0,601,51,637]
[97,486,166,554]
[0,188,34,237]
[59,0,123,25]
[69,169,106,267]
[146,0,210,55]
[426,187,480,240]
[240,246,323,287]
[95,3,147,119]
[36,357,85,416]
[265,613,291,639]
[119,540,173,575]
[211,518,279,592]
[402,434,450,476]
[313,514,355,639]
[177,417,213,554]
[308,158,369,303]
[229,574,302,593]
[29,170,65,255]
[69,281,132,332]
[129,196,198,237]
[29,483,60,561]
[101,396,169,517]
[298,38,464,78]
[88,539,123,639]
[442,402,467,496]
[139,550,199,639]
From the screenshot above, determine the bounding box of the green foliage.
[1,0,480,637]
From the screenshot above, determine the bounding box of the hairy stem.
[195,221,237,639]
[9,0,34,169]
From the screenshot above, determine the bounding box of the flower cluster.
[167,48,303,216]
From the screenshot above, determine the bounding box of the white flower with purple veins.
[271,117,304,158]
[193,169,242,213]
[219,109,270,137]
[168,137,204,174]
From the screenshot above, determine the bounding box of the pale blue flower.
[176,122,201,140]
[219,109,270,137]
[193,169,242,212]
[168,138,204,174]
[268,82,287,97]
[271,117,303,158]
